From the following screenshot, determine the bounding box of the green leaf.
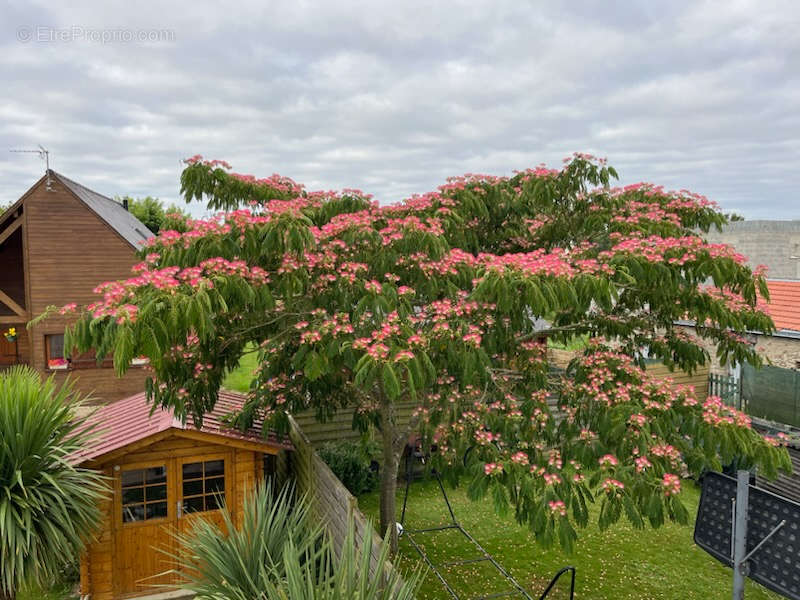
[382,364,401,400]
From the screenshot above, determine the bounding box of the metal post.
[732,470,750,600]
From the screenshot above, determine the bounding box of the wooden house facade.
[75,390,291,599]
[0,170,154,402]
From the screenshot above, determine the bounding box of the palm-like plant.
[0,367,107,600]
[174,481,421,600]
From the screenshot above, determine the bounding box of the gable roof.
[74,389,291,464]
[764,280,800,333]
[49,171,154,249]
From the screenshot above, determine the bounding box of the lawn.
[222,346,258,392]
[359,479,780,600]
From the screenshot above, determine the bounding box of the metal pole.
[732,470,750,600]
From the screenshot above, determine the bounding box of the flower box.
[48,358,69,370]
[131,356,150,366]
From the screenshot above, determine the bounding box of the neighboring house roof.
[50,170,154,248]
[764,280,800,333]
[675,279,800,340]
[74,389,291,464]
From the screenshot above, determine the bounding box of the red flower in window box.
[48,358,69,370]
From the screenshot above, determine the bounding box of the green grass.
[18,581,75,600]
[547,334,590,352]
[359,480,780,600]
[222,347,259,392]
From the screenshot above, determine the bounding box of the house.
[0,170,154,402]
[750,279,800,370]
[75,389,291,600]
[676,279,800,377]
[704,220,800,280]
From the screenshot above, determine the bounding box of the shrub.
[318,440,380,496]
[174,480,420,600]
[0,367,106,600]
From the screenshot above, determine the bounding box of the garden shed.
[74,390,291,599]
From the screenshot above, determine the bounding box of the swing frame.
[398,448,576,600]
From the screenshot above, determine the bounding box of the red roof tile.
[764,280,800,332]
[75,389,291,464]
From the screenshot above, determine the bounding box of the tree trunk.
[1,589,15,600]
[379,400,401,555]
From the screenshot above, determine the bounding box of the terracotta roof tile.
[75,389,291,464]
[764,280,800,333]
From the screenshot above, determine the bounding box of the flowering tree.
[61,154,790,553]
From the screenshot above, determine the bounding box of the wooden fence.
[709,372,742,409]
[292,401,416,446]
[549,348,710,395]
[287,415,404,589]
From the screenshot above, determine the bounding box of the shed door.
[114,461,176,596]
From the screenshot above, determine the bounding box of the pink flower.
[484,462,503,476]
[543,473,562,486]
[463,332,482,347]
[598,454,619,468]
[548,500,567,517]
[58,302,78,315]
[629,413,648,427]
[364,280,382,293]
[662,473,681,496]
[393,350,415,362]
[601,478,625,494]
[510,451,529,465]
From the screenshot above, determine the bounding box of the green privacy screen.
[742,364,800,428]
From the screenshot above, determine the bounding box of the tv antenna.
[10,145,52,191]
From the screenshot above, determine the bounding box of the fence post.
[732,470,749,600]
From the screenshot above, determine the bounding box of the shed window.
[182,459,225,513]
[121,466,168,523]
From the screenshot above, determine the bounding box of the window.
[182,459,225,513]
[121,466,168,523]
[45,334,67,370]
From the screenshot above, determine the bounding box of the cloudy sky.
[1,0,798,218]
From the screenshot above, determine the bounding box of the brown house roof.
[49,171,154,248]
[74,389,291,464]
[0,171,155,249]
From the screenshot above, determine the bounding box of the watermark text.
[17,26,175,44]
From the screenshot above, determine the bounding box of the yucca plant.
[268,523,422,600]
[174,481,421,600]
[0,367,107,600]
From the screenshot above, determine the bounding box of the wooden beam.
[0,216,22,247]
[0,315,25,324]
[0,289,26,318]
[84,427,287,468]
[175,429,285,455]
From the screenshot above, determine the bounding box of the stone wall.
[676,324,800,373]
[753,335,800,370]
[704,220,800,280]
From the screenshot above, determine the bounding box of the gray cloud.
[1,0,798,219]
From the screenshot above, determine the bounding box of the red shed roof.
[75,389,291,464]
[764,280,800,333]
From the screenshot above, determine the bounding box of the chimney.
[122,198,129,211]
